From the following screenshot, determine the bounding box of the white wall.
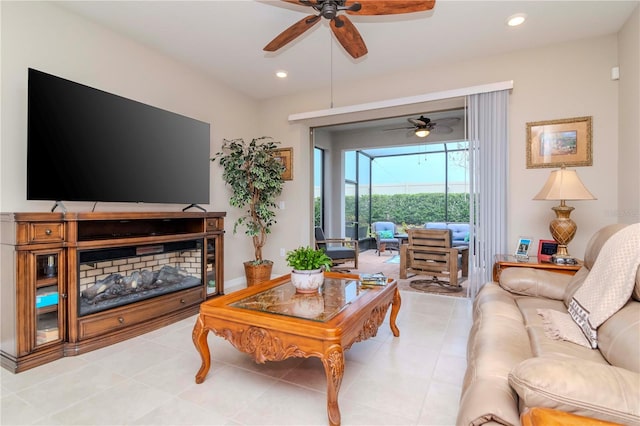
[617,5,640,225]
[259,32,637,261]
[0,2,260,282]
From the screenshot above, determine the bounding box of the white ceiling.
[56,1,638,101]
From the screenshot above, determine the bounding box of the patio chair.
[372,221,400,256]
[314,227,358,271]
[399,228,460,288]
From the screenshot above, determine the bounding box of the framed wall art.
[273,147,293,181]
[526,116,592,168]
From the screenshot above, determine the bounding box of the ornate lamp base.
[549,201,577,260]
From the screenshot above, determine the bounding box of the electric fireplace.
[78,239,203,316]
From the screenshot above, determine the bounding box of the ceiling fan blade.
[330,15,367,59]
[408,117,427,126]
[384,126,413,131]
[346,0,435,15]
[280,0,318,6]
[433,117,461,126]
[264,15,321,52]
[432,125,453,134]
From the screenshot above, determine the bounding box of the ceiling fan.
[264,0,436,59]
[384,116,461,138]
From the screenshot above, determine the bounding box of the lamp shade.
[533,168,596,201]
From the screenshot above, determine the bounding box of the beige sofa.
[458,224,640,426]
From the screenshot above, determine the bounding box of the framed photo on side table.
[515,237,533,260]
[526,116,592,168]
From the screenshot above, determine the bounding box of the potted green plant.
[286,246,332,293]
[212,137,285,286]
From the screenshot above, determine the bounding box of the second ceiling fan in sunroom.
[384,116,461,138]
[263,0,436,59]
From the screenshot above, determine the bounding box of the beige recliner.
[457,223,640,426]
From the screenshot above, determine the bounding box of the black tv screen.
[27,68,210,205]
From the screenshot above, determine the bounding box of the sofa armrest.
[499,268,573,300]
[509,357,640,425]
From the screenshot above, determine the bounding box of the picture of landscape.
[539,130,578,156]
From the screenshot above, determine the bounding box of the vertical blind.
[467,90,510,299]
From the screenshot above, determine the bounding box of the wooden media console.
[1,211,225,373]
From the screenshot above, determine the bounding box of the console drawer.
[77,287,203,340]
[29,222,64,243]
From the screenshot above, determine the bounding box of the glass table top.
[230,277,369,322]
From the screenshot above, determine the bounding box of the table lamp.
[533,166,596,263]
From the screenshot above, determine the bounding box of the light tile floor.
[1,290,472,426]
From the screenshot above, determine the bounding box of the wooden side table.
[521,407,622,426]
[493,254,581,281]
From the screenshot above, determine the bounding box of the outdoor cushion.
[378,230,394,239]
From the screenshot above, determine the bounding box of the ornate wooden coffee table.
[192,271,401,426]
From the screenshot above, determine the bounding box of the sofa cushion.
[598,300,640,373]
[499,267,571,301]
[448,223,470,242]
[509,357,640,425]
[583,223,629,270]
[458,283,533,426]
[514,297,609,364]
[425,222,447,230]
[563,267,589,307]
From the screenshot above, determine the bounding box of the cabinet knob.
[45,229,52,235]
[118,317,125,324]
[180,298,186,304]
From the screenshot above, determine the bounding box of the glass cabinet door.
[205,237,217,296]
[34,251,63,346]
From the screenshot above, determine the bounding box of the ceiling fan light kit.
[384,115,460,138]
[264,0,436,59]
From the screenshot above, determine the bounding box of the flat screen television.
[27,68,210,207]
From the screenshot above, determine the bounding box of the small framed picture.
[273,147,293,181]
[538,239,559,262]
[515,237,532,258]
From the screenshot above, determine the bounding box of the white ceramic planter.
[290,268,324,293]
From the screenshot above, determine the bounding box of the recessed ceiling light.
[506,13,527,27]
[275,70,288,78]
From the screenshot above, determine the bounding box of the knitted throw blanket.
[538,223,640,348]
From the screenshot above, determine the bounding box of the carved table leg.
[389,288,401,337]
[321,345,345,426]
[192,315,211,384]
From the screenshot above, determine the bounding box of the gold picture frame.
[526,116,592,168]
[273,147,293,181]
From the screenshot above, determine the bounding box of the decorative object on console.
[533,166,596,263]
[538,239,559,262]
[212,137,285,286]
[286,246,332,293]
[526,116,592,168]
